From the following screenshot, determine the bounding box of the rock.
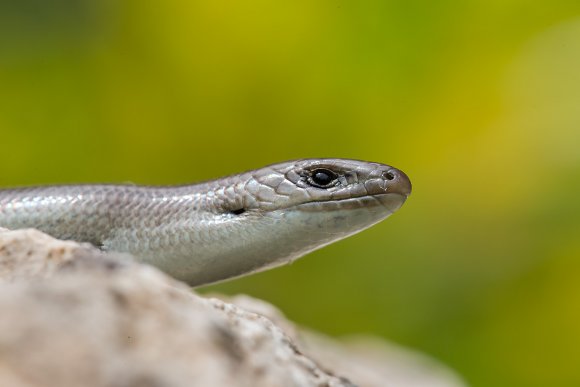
[227,296,467,387]
[0,228,465,387]
[298,333,466,387]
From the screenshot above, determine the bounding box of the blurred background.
[1,1,579,386]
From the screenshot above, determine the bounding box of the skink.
[0,158,411,286]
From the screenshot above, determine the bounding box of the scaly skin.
[0,159,411,286]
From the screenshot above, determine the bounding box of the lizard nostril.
[382,168,412,196]
[382,171,395,181]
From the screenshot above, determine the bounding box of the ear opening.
[229,208,246,215]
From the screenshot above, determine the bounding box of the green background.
[1,1,580,386]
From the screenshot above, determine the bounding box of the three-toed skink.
[0,159,411,286]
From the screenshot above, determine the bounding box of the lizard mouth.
[292,193,407,213]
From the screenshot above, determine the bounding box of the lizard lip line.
[291,192,407,212]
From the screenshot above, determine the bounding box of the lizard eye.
[308,168,338,188]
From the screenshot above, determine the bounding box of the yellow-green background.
[1,1,579,386]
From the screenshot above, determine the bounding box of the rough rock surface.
[0,228,465,387]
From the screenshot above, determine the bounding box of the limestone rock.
[0,228,465,387]
[228,296,467,387]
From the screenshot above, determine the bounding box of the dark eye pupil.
[311,169,335,186]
